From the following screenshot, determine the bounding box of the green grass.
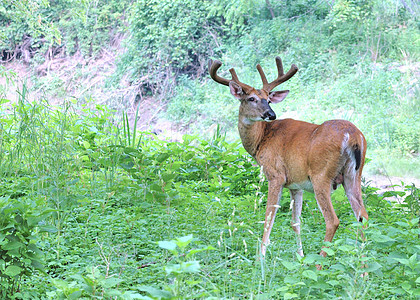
[367,149,420,179]
[0,95,419,299]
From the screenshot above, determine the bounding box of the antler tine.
[256,64,269,88]
[230,68,253,93]
[275,56,284,77]
[209,59,253,93]
[229,68,240,82]
[264,56,298,92]
[209,59,230,86]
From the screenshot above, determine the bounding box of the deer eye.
[248,97,256,102]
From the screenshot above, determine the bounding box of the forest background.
[0,0,419,299]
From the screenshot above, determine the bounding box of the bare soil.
[1,52,184,141]
[365,174,419,203]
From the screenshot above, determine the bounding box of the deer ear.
[269,90,289,103]
[229,81,244,99]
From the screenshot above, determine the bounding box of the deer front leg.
[290,189,304,257]
[261,178,284,256]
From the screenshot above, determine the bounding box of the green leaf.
[409,218,419,226]
[82,141,91,149]
[185,279,201,285]
[186,245,216,259]
[276,286,289,292]
[52,278,69,290]
[330,263,346,271]
[383,191,405,197]
[371,234,395,243]
[364,261,382,272]
[103,277,123,288]
[284,292,298,299]
[156,153,170,163]
[38,225,58,233]
[119,157,135,170]
[31,260,45,272]
[122,292,152,299]
[327,280,340,286]
[408,254,418,267]
[401,281,412,292]
[304,254,324,265]
[321,247,335,255]
[0,232,6,243]
[281,260,300,271]
[5,265,22,277]
[284,275,301,284]
[182,260,201,273]
[302,270,318,281]
[395,221,410,228]
[387,251,406,262]
[149,183,162,192]
[338,245,354,252]
[394,258,410,266]
[123,146,139,155]
[137,286,173,299]
[175,234,194,251]
[68,290,83,300]
[161,172,176,182]
[157,240,177,255]
[3,240,23,250]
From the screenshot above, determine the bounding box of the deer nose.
[263,110,276,120]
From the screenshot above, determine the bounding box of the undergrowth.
[0,93,419,299]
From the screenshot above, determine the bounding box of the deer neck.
[238,117,267,158]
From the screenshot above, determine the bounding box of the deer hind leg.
[312,177,340,258]
[343,171,368,223]
[290,189,304,257]
[261,178,284,256]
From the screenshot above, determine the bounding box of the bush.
[0,196,52,298]
[116,0,221,97]
[0,0,129,62]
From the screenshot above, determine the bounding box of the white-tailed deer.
[209,57,368,261]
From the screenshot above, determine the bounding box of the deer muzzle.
[260,99,276,121]
[262,110,276,121]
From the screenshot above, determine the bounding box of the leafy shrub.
[51,0,129,57]
[116,0,224,97]
[0,0,60,61]
[0,0,129,61]
[0,196,53,299]
[140,234,215,299]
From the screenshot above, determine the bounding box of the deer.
[209,56,368,264]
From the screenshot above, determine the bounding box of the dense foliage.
[0,92,419,299]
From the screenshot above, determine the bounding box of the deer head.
[209,57,298,123]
